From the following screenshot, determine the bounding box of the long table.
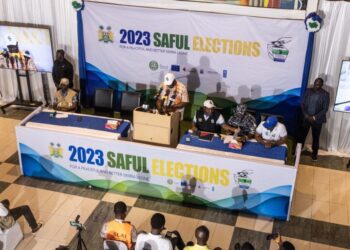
[25,109,130,140]
[16,107,299,220]
[177,133,287,165]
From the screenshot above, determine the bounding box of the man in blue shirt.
[298,78,330,161]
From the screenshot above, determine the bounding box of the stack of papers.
[223,135,243,150]
[105,120,121,130]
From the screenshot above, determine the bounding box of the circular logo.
[149,60,159,71]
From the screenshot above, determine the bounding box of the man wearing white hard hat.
[53,78,78,112]
[191,99,225,134]
[156,72,189,120]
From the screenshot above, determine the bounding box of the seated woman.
[53,78,77,112]
[191,100,225,134]
[255,116,287,148]
[223,104,256,139]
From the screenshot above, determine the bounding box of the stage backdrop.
[79,2,312,132]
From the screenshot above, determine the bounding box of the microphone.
[75,215,80,222]
[168,94,176,108]
[154,87,163,100]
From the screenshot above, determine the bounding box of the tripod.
[76,226,87,250]
[70,215,87,250]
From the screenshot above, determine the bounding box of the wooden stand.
[133,107,180,147]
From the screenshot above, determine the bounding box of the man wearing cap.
[53,78,77,112]
[255,116,287,148]
[0,199,42,233]
[52,49,74,89]
[156,72,189,120]
[224,104,257,139]
[298,77,330,161]
[192,99,225,134]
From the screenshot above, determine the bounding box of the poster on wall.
[334,60,350,113]
[81,2,310,110]
[0,24,54,72]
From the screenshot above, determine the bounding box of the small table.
[177,133,287,165]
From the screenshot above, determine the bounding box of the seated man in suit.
[255,116,287,148]
[191,100,225,134]
[53,78,77,112]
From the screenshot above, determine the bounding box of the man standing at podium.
[156,72,189,120]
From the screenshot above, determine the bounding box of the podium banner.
[82,2,309,107]
[17,126,297,220]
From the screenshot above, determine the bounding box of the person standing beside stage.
[192,99,225,134]
[156,72,189,120]
[52,49,74,89]
[298,77,330,161]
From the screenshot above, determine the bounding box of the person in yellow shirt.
[184,226,211,250]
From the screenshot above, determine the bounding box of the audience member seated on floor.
[53,78,77,112]
[279,241,295,250]
[255,116,287,148]
[184,225,211,250]
[0,199,43,233]
[135,213,185,250]
[100,201,137,250]
[191,100,225,134]
[234,242,255,250]
[223,104,256,139]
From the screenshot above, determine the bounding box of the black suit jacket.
[301,88,330,124]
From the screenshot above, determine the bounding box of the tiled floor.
[0,109,350,249]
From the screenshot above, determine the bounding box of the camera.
[70,221,84,229]
[165,231,174,238]
[70,215,85,230]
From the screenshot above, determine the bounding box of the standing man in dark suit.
[52,49,74,89]
[298,77,330,161]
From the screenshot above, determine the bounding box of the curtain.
[309,0,350,154]
[0,0,78,104]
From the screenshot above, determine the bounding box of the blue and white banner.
[17,123,297,220]
[81,2,309,108]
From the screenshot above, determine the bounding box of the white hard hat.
[60,78,69,86]
[5,33,17,46]
[164,73,175,86]
[203,100,215,109]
